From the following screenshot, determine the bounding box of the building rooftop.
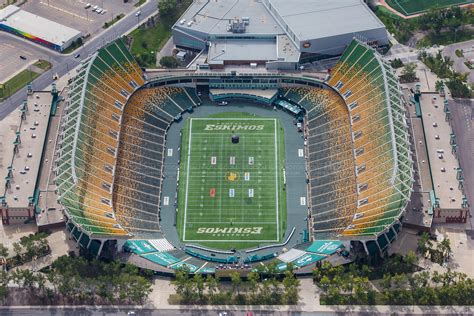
[420,94,464,209]
[0,5,81,46]
[207,35,299,65]
[277,35,300,62]
[0,107,20,197]
[174,0,283,36]
[1,92,52,208]
[268,0,386,41]
[208,39,277,64]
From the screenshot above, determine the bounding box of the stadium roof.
[0,5,81,46]
[268,0,386,41]
[175,0,283,35]
[208,40,277,64]
[207,35,299,64]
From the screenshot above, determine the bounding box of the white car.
[135,11,141,17]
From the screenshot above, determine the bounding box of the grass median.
[0,69,40,101]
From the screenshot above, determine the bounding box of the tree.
[390,58,404,69]
[319,275,331,293]
[206,274,219,302]
[173,267,194,303]
[136,52,156,68]
[159,56,180,68]
[404,250,419,267]
[353,276,371,304]
[23,240,36,261]
[19,269,36,292]
[12,242,22,259]
[282,271,299,304]
[230,271,242,296]
[0,271,9,304]
[193,273,205,302]
[247,271,260,303]
[438,238,452,261]
[446,73,471,98]
[0,243,8,258]
[158,0,177,18]
[417,232,432,254]
[127,275,152,304]
[435,80,445,92]
[400,62,417,82]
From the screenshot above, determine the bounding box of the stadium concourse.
[55,38,413,274]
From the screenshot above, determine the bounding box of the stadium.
[55,38,413,274]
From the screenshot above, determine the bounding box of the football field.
[177,113,286,249]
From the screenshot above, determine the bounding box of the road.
[448,98,474,230]
[0,0,157,120]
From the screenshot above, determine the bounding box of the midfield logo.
[196,227,263,234]
[204,123,264,131]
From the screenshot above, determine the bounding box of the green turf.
[0,69,39,100]
[386,0,472,16]
[33,60,52,70]
[177,113,286,250]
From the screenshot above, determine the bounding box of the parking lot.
[21,0,140,36]
[0,36,53,84]
[443,39,474,84]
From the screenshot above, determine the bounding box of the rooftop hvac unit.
[228,18,246,33]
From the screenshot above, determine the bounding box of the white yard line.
[274,118,280,241]
[186,239,280,243]
[190,118,275,121]
[241,135,245,222]
[190,133,277,136]
[187,221,277,224]
[183,119,193,241]
[218,134,224,222]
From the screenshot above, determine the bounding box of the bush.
[455,49,464,58]
[390,58,404,68]
[136,52,156,68]
[447,77,472,98]
[160,56,179,68]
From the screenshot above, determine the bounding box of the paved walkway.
[155,37,175,67]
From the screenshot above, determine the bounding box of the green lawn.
[386,0,473,16]
[135,0,146,7]
[177,112,286,250]
[33,59,52,70]
[417,28,474,47]
[0,69,40,100]
[103,13,124,29]
[129,22,171,67]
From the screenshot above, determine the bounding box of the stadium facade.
[56,38,412,272]
[172,0,389,69]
